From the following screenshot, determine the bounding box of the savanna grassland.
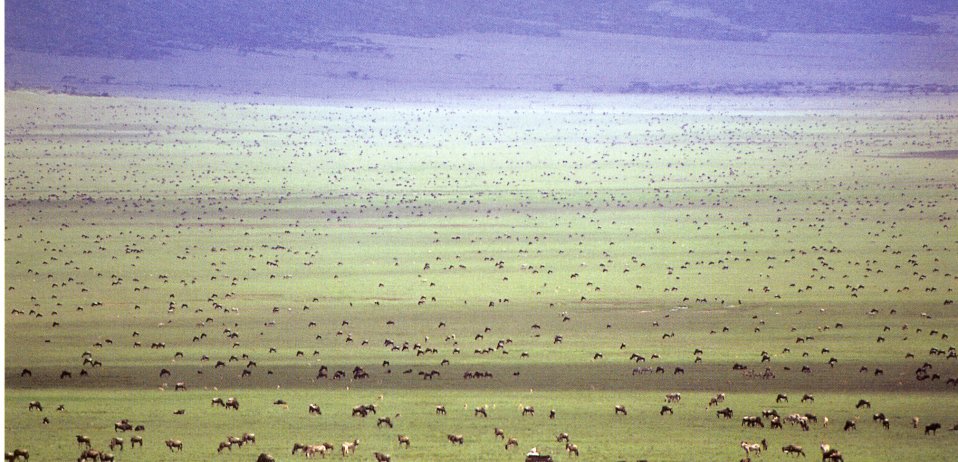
[5,90,958,461]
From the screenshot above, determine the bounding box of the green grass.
[5,90,958,461]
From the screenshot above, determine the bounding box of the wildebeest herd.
[5,91,958,460]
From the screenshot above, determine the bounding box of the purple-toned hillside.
[6,1,958,98]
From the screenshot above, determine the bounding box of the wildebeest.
[174,382,186,391]
[660,405,673,415]
[505,437,519,450]
[76,435,92,448]
[556,432,570,443]
[742,416,764,427]
[565,442,579,456]
[843,420,857,431]
[665,392,681,403]
[114,420,132,432]
[614,405,627,415]
[740,439,766,456]
[925,422,942,435]
[717,408,733,419]
[801,394,814,403]
[475,406,488,417]
[165,439,183,452]
[308,403,322,415]
[373,452,391,462]
[305,443,334,458]
[776,393,788,403]
[256,454,275,462]
[781,444,805,457]
[397,435,410,448]
[6,449,28,462]
[447,434,464,445]
[855,399,871,409]
[130,436,143,448]
[435,405,446,415]
[109,437,123,451]
[77,449,100,462]
[27,401,42,412]
[522,406,535,416]
[341,439,359,456]
[377,417,393,428]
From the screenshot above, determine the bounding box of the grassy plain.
[5,91,958,461]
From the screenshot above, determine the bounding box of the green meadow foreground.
[5,91,958,461]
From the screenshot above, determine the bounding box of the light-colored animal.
[665,392,681,403]
[447,434,464,445]
[397,435,410,448]
[565,442,579,456]
[165,439,183,452]
[341,439,359,456]
[305,444,333,458]
[505,437,519,450]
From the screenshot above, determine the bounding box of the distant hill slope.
[7,0,952,58]
[6,1,958,98]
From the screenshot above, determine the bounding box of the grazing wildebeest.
[291,443,308,455]
[665,392,681,403]
[855,399,871,409]
[782,444,805,457]
[614,405,627,415]
[27,401,42,412]
[305,444,334,458]
[174,382,186,391]
[802,394,814,403]
[217,441,232,453]
[565,442,579,456]
[8,449,28,462]
[99,453,115,462]
[741,416,764,427]
[398,435,410,448]
[76,435,92,448]
[475,406,488,417]
[373,452,391,462]
[505,437,519,450]
[549,409,556,419]
[256,454,275,462]
[109,437,123,451]
[20,369,31,377]
[556,432,570,443]
[77,449,100,462]
[447,434,464,445]
[243,433,255,445]
[377,417,393,428]
[435,405,446,415]
[717,408,733,419]
[114,420,132,432]
[925,423,942,435]
[771,416,783,429]
[165,439,183,452]
[134,425,145,431]
[211,397,225,407]
[130,436,143,448]
[341,439,359,456]
[820,445,843,462]
[660,405,673,415]
[522,406,535,416]
[776,393,788,403]
[843,420,856,431]
[224,397,239,410]
[308,403,322,415]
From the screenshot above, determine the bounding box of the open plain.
[5,90,958,461]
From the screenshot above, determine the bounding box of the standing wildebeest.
[6,449,28,461]
[565,442,579,456]
[174,382,186,391]
[308,404,322,415]
[521,406,535,416]
[925,423,942,435]
[76,435,92,448]
[291,443,308,455]
[341,439,359,456]
[435,405,446,415]
[165,439,183,452]
[256,454,275,462]
[77,449,100,462]
[109,437,123,451]
[741,416,764,427]
[99,453,115,462]
[717,408,733,419]
[494,428,506,439]
[614,405,627,415]
[374,452,391,462]
[475,406,488,417]
[782,444,805,457]
[243,433,255,445]
[556,432,570,443]
[397,435,410,448]
[305,444,334,458]
[130,436,143,448]
[665,392,681,403]
[27,401,42,412]
[447,434,464,445]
